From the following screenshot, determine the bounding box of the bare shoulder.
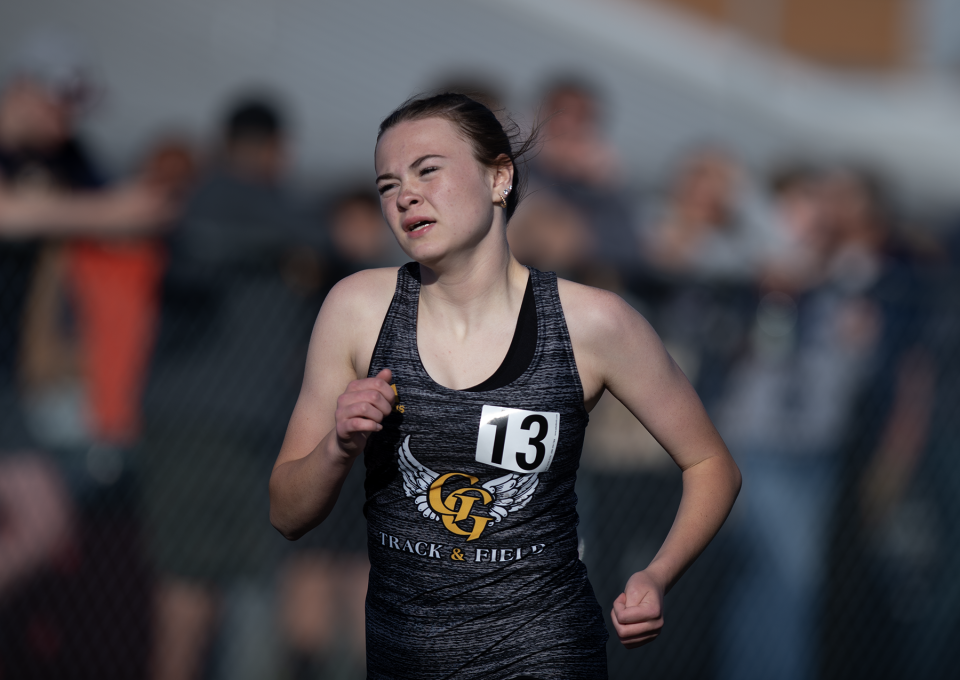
[556,278,667,406]
[556,278,659,347]
[311,266,401,379]
[320,266,399,319]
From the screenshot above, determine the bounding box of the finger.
[338,400,389,422]
[339,385,394,412]
[613,617,663,638]
[610,609,663,647]
[343,417,383,432]
[612,595,625,622]
[337,417,383,439]
[618,627,661,645]
[367,369,396,404]
[614,601,662,625]
[346,376,396,406]
[338,390,394,416]
[619,621,663,643]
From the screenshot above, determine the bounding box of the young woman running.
[269,94,741,679]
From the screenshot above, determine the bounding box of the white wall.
[1,0,958,204]
[0,0,793,182]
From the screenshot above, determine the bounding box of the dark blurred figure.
[322,189,405,283]
[140,94,315,680]
[0,31,174,680]
[278,188,403,680]
[715,165,886,680]
[534,78,621,188]
[821,168,958,680]
[512,78,635,285]
[887,230,960,680]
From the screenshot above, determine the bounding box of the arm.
[561,282,741,648]
[859,346,935,528]
[0,179,173,238]
[269,269,396,540]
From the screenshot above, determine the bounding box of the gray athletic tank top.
[363,263,608,680]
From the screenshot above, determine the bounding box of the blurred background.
[1,1,959,679]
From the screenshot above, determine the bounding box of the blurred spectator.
[638,146,770,282]
[278,188,403,680]
[67,137,197,447]
[534,78,621,188]
[715,165,886,680]
[322,189,405,283]
[515,78,636,280]
[0,34,172,447]
[823,168,953,679]
[506,190,593,281]
[0,31,174,679]
[894,235,960,678]
[760,164,836,291]
[139,93,315,680]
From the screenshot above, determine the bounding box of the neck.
[417,224,528,335]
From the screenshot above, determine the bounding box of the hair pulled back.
[377,93,534,221]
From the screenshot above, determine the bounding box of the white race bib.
[475,405,560,474]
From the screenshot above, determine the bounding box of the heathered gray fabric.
[363,263,608,680]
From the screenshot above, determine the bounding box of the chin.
[406,245,444,267]
[403,228,486,269]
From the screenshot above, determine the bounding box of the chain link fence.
[2,100,959,680]
[4,230,958,679]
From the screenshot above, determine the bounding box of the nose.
[397,185,421,211]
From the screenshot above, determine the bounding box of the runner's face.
[375,117,498,264]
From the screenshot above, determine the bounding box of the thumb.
[376,368,393,384]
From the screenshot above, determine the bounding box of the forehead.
[374,117,472,171]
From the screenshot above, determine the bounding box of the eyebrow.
[376,154,446,183]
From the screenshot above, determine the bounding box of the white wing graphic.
[481,472,539,522]
[397,435,440,521]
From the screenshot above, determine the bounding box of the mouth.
[404,219,436,233]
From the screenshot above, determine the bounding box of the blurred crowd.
[1,33,958,680]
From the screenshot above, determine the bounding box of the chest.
[415,310,518,391]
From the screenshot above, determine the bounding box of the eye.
[419,166,438,176]
[377,182,397,196]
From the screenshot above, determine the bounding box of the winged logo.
[397,435,539,538]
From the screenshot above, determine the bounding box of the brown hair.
[377,93,536,220]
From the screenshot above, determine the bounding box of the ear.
[490,154,514,203]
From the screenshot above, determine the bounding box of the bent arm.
[563,283,740,646]
[269,271,395,540]
[268,401,359,541]
[607,346,741,594]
